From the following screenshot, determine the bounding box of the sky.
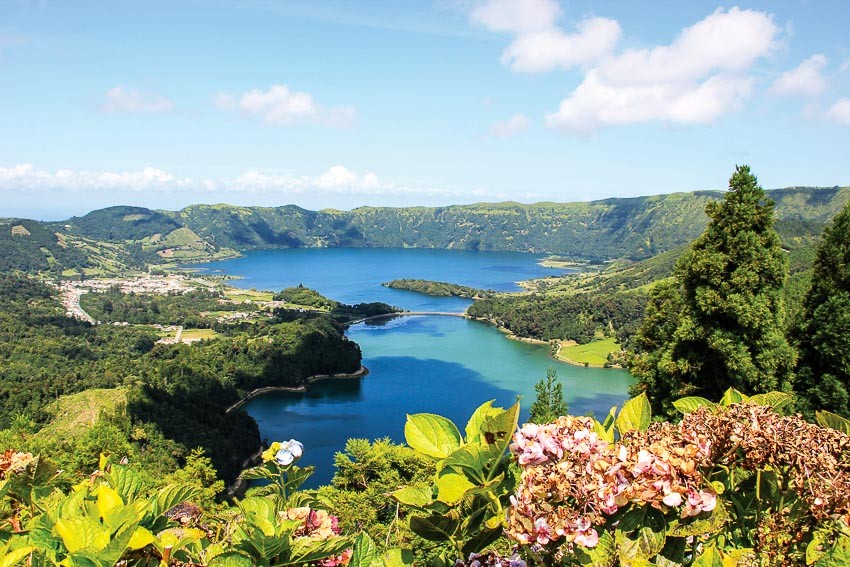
[1,0,849,220]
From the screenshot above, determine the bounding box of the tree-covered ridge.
[382,279,493,299]
[4,186,848,277]
[170,187,848,261]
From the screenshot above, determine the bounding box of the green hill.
[171,186,849,261]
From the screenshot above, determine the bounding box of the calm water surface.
[197,248,634,486]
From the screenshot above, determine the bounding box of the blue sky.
[1,0,849,219]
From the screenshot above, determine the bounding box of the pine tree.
[793,203,850,417]
[529,368,568,424]
[632,165,796,416]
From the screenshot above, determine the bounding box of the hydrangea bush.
[396,392,850,566]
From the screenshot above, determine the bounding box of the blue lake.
[195,248,634,485]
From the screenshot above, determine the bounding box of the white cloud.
[469,0,618,73]
[501,17,621,73]
[215,84,355,128]
[101,86,174,113]
[771,54,828,96]
[840,58,850,73]
[0,163,188,191]
[827,98,850,125]
[470,0,561,33]
[488,113,530,137]
[544,8,781,133]
[0,163,481,198]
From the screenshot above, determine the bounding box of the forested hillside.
[0,274,362,481]
[171,186,849,261]
[467,217,830,347]
[4,186,848,277]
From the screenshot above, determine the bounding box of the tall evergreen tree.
[793,203,850,417]
[631,165,795,416]
[529,368,568,424]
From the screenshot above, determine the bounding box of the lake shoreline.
[225,365,370,414]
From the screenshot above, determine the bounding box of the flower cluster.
[681,404,850,526]
[281,506,349,566]
[507,416,716,552]
[282,507,342,541]
[262,439,304,466]
[0,449,34,480]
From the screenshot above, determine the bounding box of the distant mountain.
[3,186,848,276]
[170,186,849,261]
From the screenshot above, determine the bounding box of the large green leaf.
[667,504,727,537]
[435,473,475,504]
[389,486,433,508]
[287,536,350,565]
[0,546,35,567]
[748,391,794,412]
[152,484,202,517]
[655,536,686,567]
[208,551,255,567]
[816,534,850,566]
[409,514,459,542]
[616,524,666,562]
[815,410,850,434]
[442,444,501,485]
[615,393,652,434]
[719,388,748,406]
[481,401,520,454]
[93,521,142,566]
[106,464,144,504]
[348,533,382,567]
[55,516,109,553]
[465,400,502,444]
[381,549,415,566]
[404,413,463,459]
[282,465,314,496]
[672,397,716,414]
[593,406,618,443]
[691,545,723,567]
[460,527,503,557]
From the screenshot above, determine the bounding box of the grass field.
[224,288,274,302]
[180,328,217,340]
[558,337,620,366]
[39,388,128,437]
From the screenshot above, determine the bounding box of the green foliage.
[528,368,568,424]
[631,166,796,416]
[273,284,338,309]
[164,447,225,508]
[469,290,647,345]
[81,286,253,327]
[793,202,850,418]
[0,450,360,566]
[391,400,520,565]
[316,439,434,561]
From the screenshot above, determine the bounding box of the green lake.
[196,248,634,484]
